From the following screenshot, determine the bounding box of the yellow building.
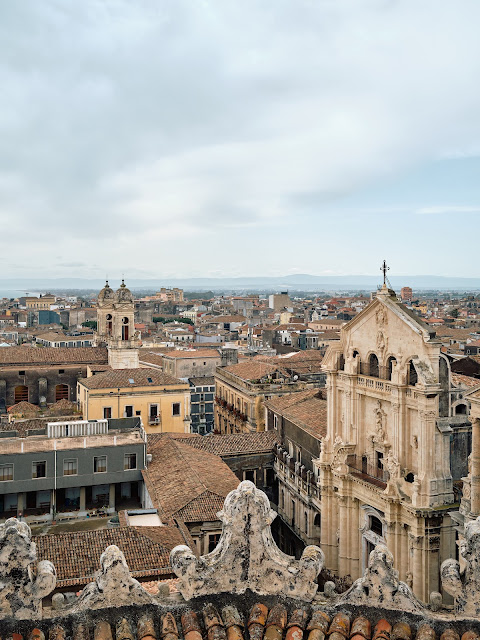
[77,368,191,434]
[25,294,56,310]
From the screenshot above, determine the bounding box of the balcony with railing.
[346,454,389,489]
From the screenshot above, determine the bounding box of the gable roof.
[181,431,278,456]
[265,389,327,439]
[144,435,239,522]
[34,525,184,587]
[0,346,108,366]
[79,368,185,390]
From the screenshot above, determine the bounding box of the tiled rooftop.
[0,346,108,365]
[182,431,278,456]
[144,435,239,522]
[79,368,185,389]
[265,390,327,439]
[35,526,184,587]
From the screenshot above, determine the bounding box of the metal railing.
[346,455,389,486]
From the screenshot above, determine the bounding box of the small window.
[370,516,383,536]
[124,406,133,418]
[19,370,25,376]
[0,464,13,481]
[147,377,153,383]
[63,459,78,476]
[172,402,180,416]
[59,369,64,374]
[135,410,141,416]
[124,453,137,470]
[32,461,46,479]
[208,533,221,553]
[103,407,112,419]
[94,456,107,473]
[128,378,135,384]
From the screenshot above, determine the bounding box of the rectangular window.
[19,370,25,376]
[124,453,137,470]
[124,405,133,418]
[32,461,46,479]
[59,369,64,374]
[172,402,180,416]
[63,459,78,476]
[0,464,13,481]
[94,456,107,473]
[103,407,112,419]
[208,533,221,552]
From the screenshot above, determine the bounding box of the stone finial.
[0,517,56,620]
[338,544,422,612]
[73,545,155,610]
[170,481,324,601]
[441,515,480,616]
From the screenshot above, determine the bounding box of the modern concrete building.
[0,417,146,522]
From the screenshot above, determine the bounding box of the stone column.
[410,533,425,601]
[471,418,480,515]
[338,495,349,577]
[109,484,116,512]
[79,486,86,513]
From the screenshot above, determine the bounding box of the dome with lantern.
[116,279,134,304]
[97,280,115,306]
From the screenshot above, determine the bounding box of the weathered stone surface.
[170,481,323,600]
[0,518,56,620]
[72,545,155,611]
[338,544,423,612]
[441,515,480,616]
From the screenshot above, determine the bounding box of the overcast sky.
[2,1,480,280]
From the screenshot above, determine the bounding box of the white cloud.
[1,1,480,276]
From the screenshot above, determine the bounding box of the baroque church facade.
[318,283,469,602]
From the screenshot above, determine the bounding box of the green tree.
[82,320,98,329]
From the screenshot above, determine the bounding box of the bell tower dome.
[96,280,140,369]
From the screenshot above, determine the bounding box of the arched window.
[106,313,113,335]
[304,511,308,534]
[408,360,418,386]
[314,513,321,529]
[55,384,69,402]
[455,403,468,415]
[14,385,28,403]
[339,354,345,370]
[369,353,379,378]
[387,356,396,381]
[122,317,129,341]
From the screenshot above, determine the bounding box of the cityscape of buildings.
[0,271,480,613]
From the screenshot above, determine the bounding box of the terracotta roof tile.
[0,346,107,365]
[79,368,186,390]
[34,526,183,587]
[181,431,278,456]
[144,435,239,522]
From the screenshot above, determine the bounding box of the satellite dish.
[293,375,298,381]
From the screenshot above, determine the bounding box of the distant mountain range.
[1,274,480,292]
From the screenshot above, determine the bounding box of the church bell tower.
[96,280,140,369]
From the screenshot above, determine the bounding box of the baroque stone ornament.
[0,518,56,620]
[338,544,423,612]
[74,545,155,610]
[170,481,324,601]
[441,516,480,616]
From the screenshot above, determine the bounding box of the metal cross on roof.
[381,260,389,285]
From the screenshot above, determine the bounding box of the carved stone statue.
[338,543,423,612]
[441,516,480,616]
[0,518,56,620]
[74,545,155,610]
[374,400,386,441]
[170,481,324,601]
